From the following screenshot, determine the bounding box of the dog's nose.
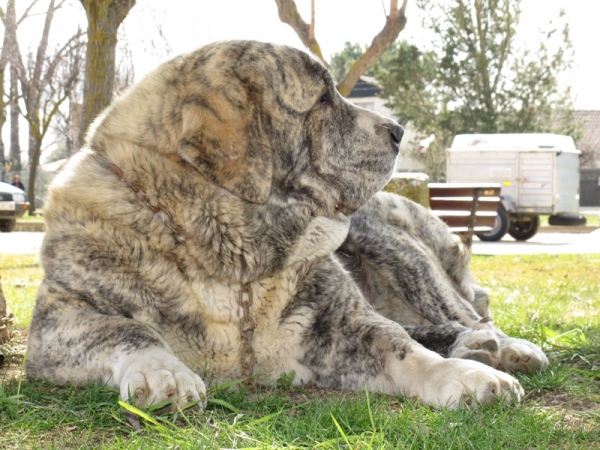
[390,123,403,146]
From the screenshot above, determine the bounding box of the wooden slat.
[427,182,502,246]
[433,212,497,228]
[446,226,496,233]
[429,197,500,212]
[429,186,501,198]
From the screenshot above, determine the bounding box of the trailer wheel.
[548,214,587,226]
[476,206,509,242]
[508,215,540,241]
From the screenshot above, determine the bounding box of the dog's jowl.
[26,41,546,411]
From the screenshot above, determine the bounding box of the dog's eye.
[318,92,332,106]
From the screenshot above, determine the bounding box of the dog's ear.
[178,85,272,204]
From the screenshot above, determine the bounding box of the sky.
[15,0,600,110]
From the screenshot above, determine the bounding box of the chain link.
[107,164,183,235]
[238,283,256,385]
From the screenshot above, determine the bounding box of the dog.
[26,41,547,411]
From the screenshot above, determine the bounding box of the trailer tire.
[476,206,509,242]
[508,215,540,241]
[548,214,587,226]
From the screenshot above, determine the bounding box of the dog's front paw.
[449,321,548,374]
[118,350,207,412]
[450,328,501,369]
[498,336,549,373]
[419,359,523,409]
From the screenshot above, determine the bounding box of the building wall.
[580,168,600,206]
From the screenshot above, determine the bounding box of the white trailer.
[446,133,586,241]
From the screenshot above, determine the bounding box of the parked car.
[0,181,29,232]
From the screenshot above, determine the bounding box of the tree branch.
[274,0,325,63]
[275,0,408,97]
[337,0,408,96]
[17,0,41,25]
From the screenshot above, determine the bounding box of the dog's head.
[92,41,402,215]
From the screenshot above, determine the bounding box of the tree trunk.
[9,64,20,170]
[27,137,42,215]
[0,68,6,174]
[69,102,82,156]
[78,0,136,146]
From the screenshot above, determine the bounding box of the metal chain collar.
[107,164,183,235]
[238,283,257,384]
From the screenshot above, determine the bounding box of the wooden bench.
[428,183,502,246]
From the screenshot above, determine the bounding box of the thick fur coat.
[26,41,546,410]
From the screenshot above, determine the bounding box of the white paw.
[498,337,549,374]
[118,350,207,411]
[450,328,501,369]
[420,358,524,409]
[450,321,549,374]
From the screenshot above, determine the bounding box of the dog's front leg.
[301,312,523,408]
[288,259,523,408]
[25,284,206,412]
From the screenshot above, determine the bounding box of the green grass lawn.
[1,253,599,449]
[16,213,45,222]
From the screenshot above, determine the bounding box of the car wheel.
[508,215,540,241]
[476,206,509,242]
[0,219,16,233]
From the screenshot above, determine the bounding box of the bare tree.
[274,0,409,97]
[0,0,37,173]
[78,0,136,146]
[0,66,5,175]
[21,31,85,214]
[9,63,19,169]
[5,0,85,213]
[0,1,13,175]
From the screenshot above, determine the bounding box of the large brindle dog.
[26,41,547,410]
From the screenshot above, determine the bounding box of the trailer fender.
[500,196,517,214]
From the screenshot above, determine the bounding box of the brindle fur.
[26,41,545,411]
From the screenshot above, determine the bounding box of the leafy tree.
[373,0,577,180]
[330,42,365,83]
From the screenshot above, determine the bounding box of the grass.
[582,214,599,227]
[0,255,43,328]
[1,253,599,448]
[16,213,44,223]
